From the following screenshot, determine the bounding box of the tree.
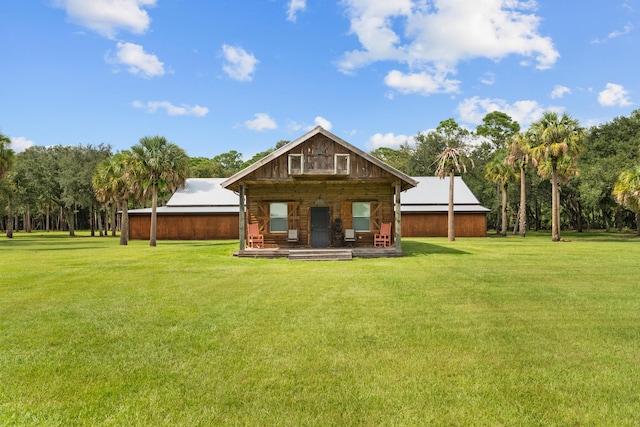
[433,119,474,242]
[476,111,521,151]
[485,149,516,236]
[613,165,640,235]
[57,144,111,236]
[0,132,14,181]
[529,112,585,241]
[505,132,532,237]
[369,145,413,173]
[93,151,134,245]
[130,136,190,246]
[578,110,640,230]
[0,132,16,237]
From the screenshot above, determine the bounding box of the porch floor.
[234,246,404,260]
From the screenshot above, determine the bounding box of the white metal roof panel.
[167,178,238,207]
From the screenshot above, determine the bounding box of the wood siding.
[402,213,487,238]
[242,134,396,183]
[129,214,238,240]
[245,182,395,248]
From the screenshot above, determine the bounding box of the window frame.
[269,202,288,233]
[352,202,371,232]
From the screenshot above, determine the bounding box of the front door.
[310,207,330,248]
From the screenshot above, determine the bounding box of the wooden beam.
[395,180,402,251]
[239,184,246,251]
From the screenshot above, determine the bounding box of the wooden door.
[310,207,330,248]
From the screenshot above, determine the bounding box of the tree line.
[2,109,640,243]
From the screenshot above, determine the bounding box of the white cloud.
[313,116,332,130]
[384,69,460,96]
[457,96,545,127]
[109,42,164,78]
[244,113,277,131]
[287,117,333,132]
[367,132,411,150]
[598,83,632,107]
[222,44,259,82]
[551,85,571,99]
[132,100,209,116]
[287,0,306,22]
[55,0,156,39]
[338,0,559,94]
[608,24,634,39]
[9,136,35,153]
[480,72,496,86]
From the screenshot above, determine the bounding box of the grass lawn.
[1,231,639,426]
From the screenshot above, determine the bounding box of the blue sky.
[1,1,639,159]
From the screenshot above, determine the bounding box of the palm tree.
[0,133,16,238]
[505,132,532,237]
[435,146,474,242]
[485,149,516,236]
[129,136,190,246]
[529,112,584,242]
[0,132,14,180]
[93,151,134,245]
[613,165,640,235]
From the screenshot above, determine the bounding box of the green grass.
[1,231,639,426]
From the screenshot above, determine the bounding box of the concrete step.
[288,249,353,261]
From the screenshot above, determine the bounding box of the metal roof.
[401,177,490,213]
[166,178,237,207]
[129,176,489,215]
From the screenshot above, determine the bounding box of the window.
[352,202,370,231]
[335,154,350,174]
[288,154,303,175]
[270,203,288,232]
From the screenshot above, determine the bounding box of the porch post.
[239,184,246,251]
[395,180,402,251]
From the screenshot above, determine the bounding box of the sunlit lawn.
[1,231,639,426]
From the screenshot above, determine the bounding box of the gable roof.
[221,126,418,192]
[402,177,490,213]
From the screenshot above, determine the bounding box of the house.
[127,129,490,242]
[401,176,490,238]
[220,126,418,253]
[128,178,239,240]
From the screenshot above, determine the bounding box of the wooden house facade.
[221,126,417,252]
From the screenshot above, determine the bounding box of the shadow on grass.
[402,240,469,256]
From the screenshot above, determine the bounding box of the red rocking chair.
[374,222,392,248]
[247,223,264,248]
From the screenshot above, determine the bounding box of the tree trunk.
[6,198,13,238]
[519,165,527,237]
[110,204,116,237]
[448,171,455,242]
[501,182,508,236]
[67,208,75,237]
[97,209,104,237]
[90,205,95,237]
[103,203,109,236]
[150,185,158,246]
[551,159,560,242]
[636,211,640,236]
[120,200,129,245]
